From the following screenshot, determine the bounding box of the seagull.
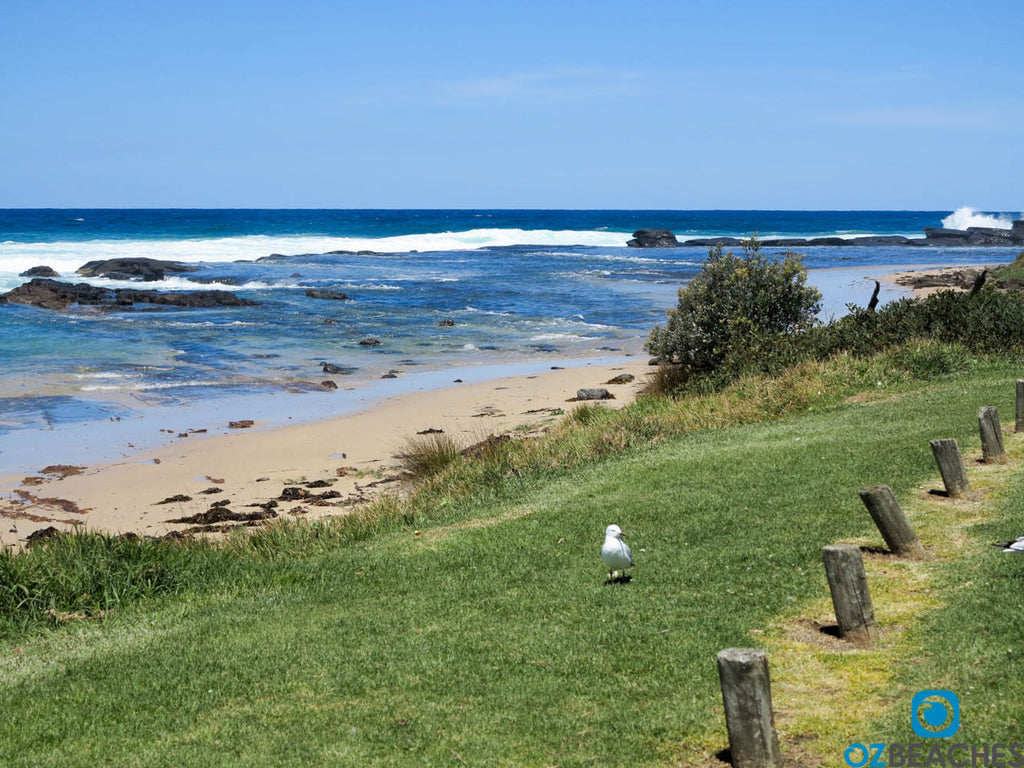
[602,524,633,580]
[991,536,1024,553]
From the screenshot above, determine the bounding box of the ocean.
[1,207,1020,474]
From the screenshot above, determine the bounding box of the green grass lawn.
[2,363,1023,766]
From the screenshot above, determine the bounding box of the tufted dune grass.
[1,347,1023,766]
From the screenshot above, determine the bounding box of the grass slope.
[1,364,1022,766]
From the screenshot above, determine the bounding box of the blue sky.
[2,0,1022,209]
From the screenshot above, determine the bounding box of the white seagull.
[992,536,1024,553]
[602,524,634,580]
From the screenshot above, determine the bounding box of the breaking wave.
[941,207,1021,230]
[0,228,631,276]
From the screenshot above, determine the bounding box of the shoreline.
[0,264,910,474]
[0,356,651,549]
[0,260,999,550]
[876,263,1005,298]
[0,352,646,477]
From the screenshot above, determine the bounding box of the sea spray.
[941,207,1021,231]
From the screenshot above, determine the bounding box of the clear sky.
[2,0,1022,209]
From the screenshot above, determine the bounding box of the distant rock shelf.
[627,221,1024,248]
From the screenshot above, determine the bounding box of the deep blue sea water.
[1,207,1020,470]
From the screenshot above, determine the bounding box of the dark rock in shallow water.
[0,279,107,309]
[305,288,350,301]
[848,235,914,246]
[320,361,356,375]
[359,337,382,347]
[967,227,1016,240]
[76,257,197,282]
[923,227,970,243]
[685,237,744,247]
[925,225,1024,246]
[0,279,257,310]
[966,227,1020,245]
[19,266,59,278]
[808,237,851,246]
[114,288,257,308]
[626,229,680,248]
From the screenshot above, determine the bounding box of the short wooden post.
[979,406,1006,464]
[823,545,878,645]
[858,485,926,559]
[1017,380,1024,432]
[716,648,783,768]
[930,438,970,498]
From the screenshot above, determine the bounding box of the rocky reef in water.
[627,221,1024,248]
[0,278,258,310]
[0,258,259,311]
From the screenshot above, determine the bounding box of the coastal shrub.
[394,431,465,480]
[645,237,822,389]
[807,287,1024,359]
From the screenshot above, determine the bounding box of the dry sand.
[0,358,652,548]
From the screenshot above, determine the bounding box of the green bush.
[645,237,822,387]
[807,287,1024,359]
[646,238,1024,395]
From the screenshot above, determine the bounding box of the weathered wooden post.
[1016,380,1024,432]
[929,438,970,498]
[979,406,1006,464]
[716,648,783,768]
[822,545,878,645]
[858,485,926,559]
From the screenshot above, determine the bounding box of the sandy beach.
[877,263,1004,298]
[0,358,651,548]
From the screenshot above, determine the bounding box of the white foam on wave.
[340,282,402,291]
[462,306,515,316]
[109,276,286,292]
[941,207,1021,230]
[75,372,139,380]
[0,228,632,275]
[529,333,587,342]
[80,379,222,393]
